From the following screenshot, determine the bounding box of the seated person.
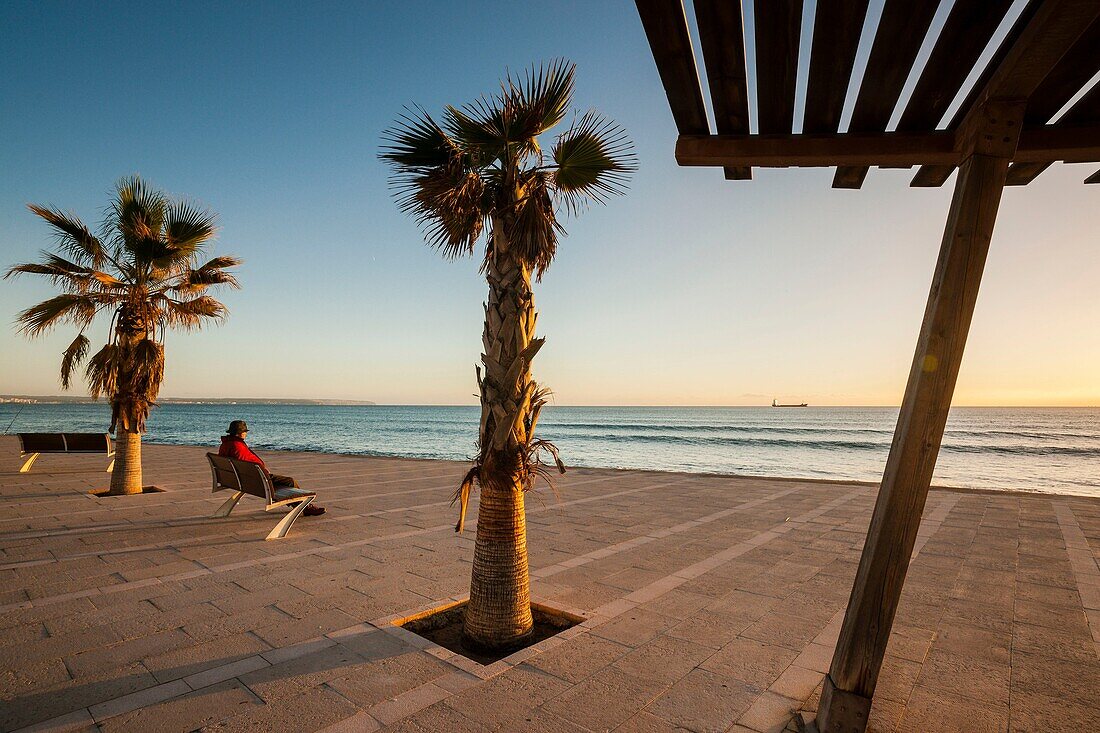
[218,420,325,516]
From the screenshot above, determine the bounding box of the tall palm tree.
[5,176,241,495]
[382,60,635,650]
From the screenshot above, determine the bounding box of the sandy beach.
[1,436,1098,731]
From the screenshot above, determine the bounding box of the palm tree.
[5,176,241,495]
[381,60,635,650]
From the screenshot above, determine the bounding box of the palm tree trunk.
[463,236,539,650]
[109,429,143,495]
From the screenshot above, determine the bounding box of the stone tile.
[327,651,449,708]
[610,633,713,685]
[538,667,659,732]
[701,637,800,688]
[197,684,359,732]
[143,631,270,682]
[896,686,1008,733]
[1009,690,1100,732]
[98,678,261,732]
[240,643,367,703]
[524,632,631,683]
[589,608,677,648]
[737,690,800,733]
[769,665,821,702]
[646,669,759,733]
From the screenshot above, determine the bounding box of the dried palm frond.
[14,294,99,336]
[25,205,108,269]
[86,344,118,400]
[60,333,91,389]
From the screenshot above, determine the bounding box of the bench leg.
[214,491,245,518]
[266,496,314,540]
[106,458,115,473]
[19,454,40,473]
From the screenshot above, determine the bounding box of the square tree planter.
[396,599,585,666]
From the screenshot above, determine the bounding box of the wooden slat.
[674,124,1100,168]
[803,0,871,134]
[906,0,1060,187]
[1007,82,1100,185]
[1020,15,1100,125]
[962,0,1100,106]
[754,0,803,134]
[695,0,752,179]
[895,0,1016,133]
[636,0,710,135]
[832,0,940,188]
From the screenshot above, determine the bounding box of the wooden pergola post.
[813,102,1024,733]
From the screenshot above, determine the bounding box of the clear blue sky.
[1,1,1097,405]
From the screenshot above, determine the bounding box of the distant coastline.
[0,395,376,406]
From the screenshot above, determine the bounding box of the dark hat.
[227,420,249,436]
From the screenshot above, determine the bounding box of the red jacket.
[218,435,267,471]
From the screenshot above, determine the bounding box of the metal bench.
[17,433,115,473]
[206,453,317,540]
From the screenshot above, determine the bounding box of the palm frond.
[380,107,459,168]
[506,59,575,141]
[160,295,228,329]
[444,100,510,161]
[127,339,166,402]
[60,333,91,389]
[25,204,107,268]
[551,110,636,213]
[162,201,217,262]
[168,255,242,294]
[507,170,561,278]
[110,175,168,256]
[5,252,97,292]
[85,344,118,400]
[15,294,100,336]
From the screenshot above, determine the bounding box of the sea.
[2,404,1097,497]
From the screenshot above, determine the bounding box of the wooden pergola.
[634,1,1100,731]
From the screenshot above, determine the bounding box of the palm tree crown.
[381,59,635,277]
[5,176,241,432]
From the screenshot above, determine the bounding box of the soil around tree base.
[400,601,582,665]
[88,486,165,497]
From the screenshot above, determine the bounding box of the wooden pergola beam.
[636,0,710,136]
[673,125,1100,168]
[695,0,752,180]
[813,101,1025,733]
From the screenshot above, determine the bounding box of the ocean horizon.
[3,403,1097,498]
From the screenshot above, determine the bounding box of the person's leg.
[269,472,325,515]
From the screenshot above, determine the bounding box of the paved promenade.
[0,437,1098,732]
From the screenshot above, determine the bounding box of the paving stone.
[98,678,261,732]
[524,632,631,683]
[700,637,800,688]
[198,683,359,732]
[326,650,449,708]
[646,669,759,732]
[895,685,1008,733]
[538,667,661,732]
[143,630,271,682]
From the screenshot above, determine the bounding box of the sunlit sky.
[1,1,1097,406]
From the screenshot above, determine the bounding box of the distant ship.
[772,399,808,408]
